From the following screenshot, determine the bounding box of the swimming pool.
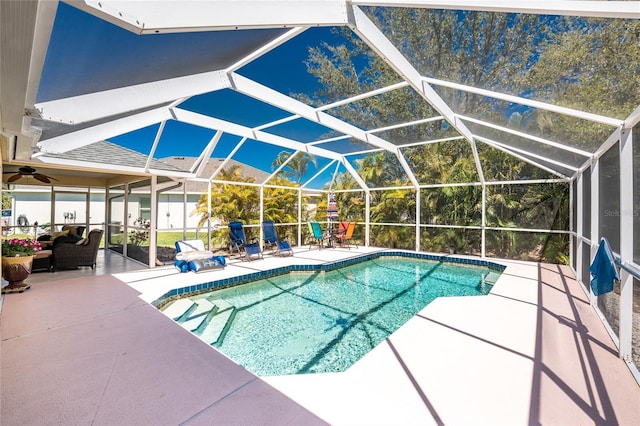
[159,255,502,376]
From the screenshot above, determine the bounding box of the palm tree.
[192,165,260,228]
[271,151,317,185]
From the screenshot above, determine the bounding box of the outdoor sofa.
[51,229,103,270]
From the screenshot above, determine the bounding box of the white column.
[123,184,129,258]
[481,185,487,257]
[105,186,111,244]
[576,174,584,282]
[569,180,574,269]
[84,187,90,232]
[415,189,421,251]
[590,158,599,305]
[365,191,370,247]
[259,186,264,249]
[618,127,633,360]
[298,189,303,247]
[149,176,158,268]
[182,184,188,241]
[207,181,212,250]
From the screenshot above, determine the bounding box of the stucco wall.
[5,188,202,232]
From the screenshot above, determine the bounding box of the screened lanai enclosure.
[1,1,639,378]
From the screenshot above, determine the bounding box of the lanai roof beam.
[35,70,230,125]
[424,77,623,128]
[459,115,594,159]
[229,72,401,153]
[352,1,640,19]
[477,136,575,178]
[36,107,173,154]
[74,1,351,34]
[173,107,344,162]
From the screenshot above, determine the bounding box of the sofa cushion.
[62,225,86,238]
[52,230,69,239]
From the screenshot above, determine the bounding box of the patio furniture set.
[308,221,357,250]
[33,225,103,272]
[173,219,358,274]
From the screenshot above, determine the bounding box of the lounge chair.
[262,220,293,256]
[228,221,263,261]
[174,239,226,272]
[308,221,327,250]
[336,221,357,248]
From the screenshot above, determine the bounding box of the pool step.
[161,299,195,320]
[197,299,236,346]
[207,297,233,312]
[190,298,214,317]
[178,299,215,332]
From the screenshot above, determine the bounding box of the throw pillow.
[52,230,70,239]
[75,238,87,245]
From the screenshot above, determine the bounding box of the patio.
[2,247,639,425]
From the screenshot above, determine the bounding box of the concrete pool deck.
[2,247,639,425]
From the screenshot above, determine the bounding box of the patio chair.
[336,221,357,249]
[307,221,327,250]
[262,220,293,256]
[51,229,103,270]
[334,221,349,240]
[228,221,263,261]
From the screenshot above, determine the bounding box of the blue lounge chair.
[262,220,293,256]
[228,221,263,261]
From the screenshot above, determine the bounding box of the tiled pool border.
[152,251,506,308]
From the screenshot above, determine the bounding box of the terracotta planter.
[2,255,34,292]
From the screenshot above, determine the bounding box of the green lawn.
[4,231,213,249]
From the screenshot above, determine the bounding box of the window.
[139,198,151,222]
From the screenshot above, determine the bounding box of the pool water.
[163,257,501,376]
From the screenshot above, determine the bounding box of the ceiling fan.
[3,166,57,184]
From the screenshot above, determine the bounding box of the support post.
[207,181,212,250]
[365,191,370,247]
[576,174,584,282]
[298,189,303,247]
[149,176,158,268]
[590,158,599,306]
[415,189,421,251]
[618,127,633,361]
[259,186,264,249]
[481,184,486,257]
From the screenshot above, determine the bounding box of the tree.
[299,8,596,262]
[522,18,640,150]
[263,179,299,223]
[192,164,260,230]
[271,151,318,185]
[192,167,307,246]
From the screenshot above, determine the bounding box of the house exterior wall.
[5,187,203,232]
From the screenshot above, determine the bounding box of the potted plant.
[2,237,42,293]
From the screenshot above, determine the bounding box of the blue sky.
[39,2,346,178]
